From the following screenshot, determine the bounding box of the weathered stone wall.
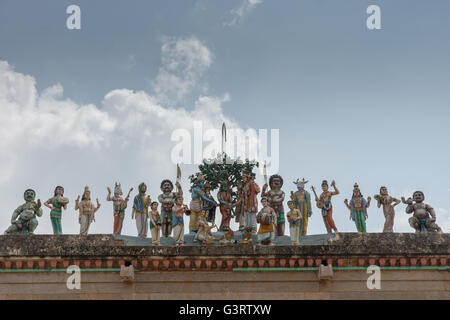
[0,233,449,300]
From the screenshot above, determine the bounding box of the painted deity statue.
[217,181,235,232]
[149,202,162,245]
[344,183,371,233]
[189,174,216,234]
[5,189,43,235]
[203,182,217,223]
[158,179,182,238]
[290,178,312,236]
[242,170,260,233]
[107,183,132,235]
[195,209,217,244]
[172,196,189,245]
[262,174,285,236]
[311,180,339,234]
[374,186,400,232]
[44,186,69,235]
[132,182,151,238]
[256,197,277,245]
[286,200,302,245]
[402,191,442,233]
[75,186,101,235]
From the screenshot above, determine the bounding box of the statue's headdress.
[114,182,123,196]
[294,178,308,188]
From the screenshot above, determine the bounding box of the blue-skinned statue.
[189,174,217,234]
[5,189,43,235]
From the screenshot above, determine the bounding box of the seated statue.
[5,189,43,235]
[402,191,442,233]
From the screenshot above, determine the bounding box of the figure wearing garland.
[44,186,69,235]
[217,181,235,232]
[286,200,302,245]
[4,189,43,235]
[158,178,182,238]
[256,197,277,245]
[402,191,442,233]
[172,196,189,245]
[75,186,101,235]
[189,174,216,233]
[290,178,312,236]
[107,183,132,235]
[344,183,371,233]
[242,169,260,233]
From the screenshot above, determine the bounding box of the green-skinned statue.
[44,186,69,235]
[4,189,43,235]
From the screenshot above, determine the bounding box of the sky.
[0,0,449,236]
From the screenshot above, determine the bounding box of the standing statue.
[234,181,245,231]
[262,174,285,236]
[149,202,162,245]
[402,191,442,233]
[203,182,217,223]
[311,180,339,234]
[217,181,236,231]
[242,169,260,233]
[172,196,189,245]
[286,200,302,245]
[256,197,277,245]
[107,183,132,235]
[75,186,101,235]
[344,183,371,233]
[290,178,312,236]
[132,182,151,238]
[374,186,400,232]
[44,186,69,235]
[195,209,217,244]
[4,189,43,235]
[189,174,216,234]
[158,179,182,238]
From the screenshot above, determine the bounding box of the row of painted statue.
[4,171,443,245]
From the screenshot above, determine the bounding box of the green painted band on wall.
[233,266,450,272]
[0,268,123,273]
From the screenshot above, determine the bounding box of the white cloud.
[225,0,263,26]
[151,36,213,104]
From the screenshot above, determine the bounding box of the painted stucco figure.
[158,179,182,238]
[195,209,217,244]
[262,174,285,236]
[149,202,162,245]
[132,182,151,238]
[4,189,43,235]
[374,186,400,232]
[44,186,69,235]
[311,180,339,234]
[242,170,260,233]
[217,181,234,231]
[107,183,132,235]
[75,186,101,235]
[189,174,215,234]
[286,200,301,245]
[290,178,312,236]
[402,191,442,233]
[344,183,371,233]
[203,182,217,223]
[172,196,189,245]
[234,181,245,231]
[256,197,277,245]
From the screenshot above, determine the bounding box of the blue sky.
[0,0,449,235]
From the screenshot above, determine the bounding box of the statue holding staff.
[75,186,101,235]
[107,183,132,235]
[44,186,69,235]
[158,166,183,238]
[311,180,339,234]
